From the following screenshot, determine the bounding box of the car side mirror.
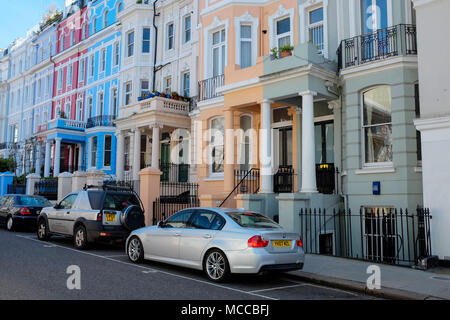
[157,221,165,228]
[54,203,60,209]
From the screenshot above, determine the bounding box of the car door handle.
[174,233,181,237]
[66,211,70,214]
[203,234,212,239]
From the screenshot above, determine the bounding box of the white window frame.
[209,116,225,178]
[163,76,171,94]
[203,17,228,79]
[125,81,132,105]
[111,87,118,116]
[76,99,83,121]
[114,42,120,66]
[79,58,85,82]
[98,92,104,117]
[269,5,294,50]
[57,69,63,90]
[183,15,191,44]
[127,30,135,57]
[100,48,106,73]
[140,79,149,96]
[103,134,112,168]
[361,85,394,168]
[103,10,108,29]
[90,136,98,168]
[235,12,258,69]
[181,71,190,97]
[67,63,73,86]
[142,27,151,53]
[300,1,329,58]
[87,96,93,119]
[167,22,175,51]
[89,54,95,77]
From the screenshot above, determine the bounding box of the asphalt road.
[0,227,379,300]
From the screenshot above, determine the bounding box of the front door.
[273,127,293,193]
[160,143,170,181]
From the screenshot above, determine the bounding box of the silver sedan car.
[126,208,305,282]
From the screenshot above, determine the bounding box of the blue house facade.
[84,0,122,176]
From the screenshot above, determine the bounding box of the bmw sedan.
[126,208,305,282]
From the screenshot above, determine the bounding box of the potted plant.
[279,45,294,58]
[270,47,279,60]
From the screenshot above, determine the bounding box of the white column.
[35,144,42,176]
[300,91,318,193]
[68,145,73,172]
[54,138,62,177]
[133,128,141,180]
[44,140,51,178]
[77,144,82,168]
[116,130,125,181]
[260,99,273,194]
[151,125,161,169]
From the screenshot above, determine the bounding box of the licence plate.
[37,210,41,215]
[105,213,116,222]
[273,240,292,248]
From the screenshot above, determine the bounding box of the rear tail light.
[248,235,269,248]
[97,212,102,222]
[20,207,31,215]
[296,236,303,248]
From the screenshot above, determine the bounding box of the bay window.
[167,23,174,50]
[276,18,291,48]
[142,28,150,53]
[127,31,135,57]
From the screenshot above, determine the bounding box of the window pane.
[365,124,392,163]
[315,125,323,164]
[240,25,251,39]
[277,18,290,35]
[325,123,335,163]
[165,211,193,228]
[240,41,251,68]
[213,31,220,45]
[363,86,392,125]
[310,8,324,24]
[278,36,290,48]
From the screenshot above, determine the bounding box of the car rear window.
[226,212,281,229]
[16,196,52,207]
[103,192,140,211]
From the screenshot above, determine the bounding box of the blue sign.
[373,181,381,195]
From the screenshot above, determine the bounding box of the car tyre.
[74,225,88,250]
[6,216,14,232]
[37,219,50,241]
[203,249,230,283]
[127,236,144,263]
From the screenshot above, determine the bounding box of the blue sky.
[0,0,66,49]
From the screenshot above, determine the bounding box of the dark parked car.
[0,195,52,231]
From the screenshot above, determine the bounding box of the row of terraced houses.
[0,0,448,263]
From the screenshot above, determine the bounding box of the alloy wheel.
[38,222,46,239]
[6,217,13,231]
[75,229,85,247]
[128,238,142,262]
[206,252,226,281]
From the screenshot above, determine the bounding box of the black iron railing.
[299,207,432,267]
[274,166,294,193]
[219,168,260,207]
[338,24,417,70]
[316,164,338,195]
[7,184,26,195]
[35,179,58,200]
[86,115,116,129]
[160,163,189,183]
[234,169,260,195]
[152,196,200,225]
[198,74,224,101]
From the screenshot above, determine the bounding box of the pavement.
[288,254,450,300]
[0,228,378,300]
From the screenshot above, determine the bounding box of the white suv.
[37,186,145,249]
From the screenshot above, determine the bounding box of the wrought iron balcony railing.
[86,115,117,129]
[337,24,417,70]
[198,74,224,102]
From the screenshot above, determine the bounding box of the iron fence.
[160,163,189,183]
[86,115,116,129]
[299,207,432,266]
[316,164,338,195]
[274,166,294,193]
[35,179,58,200]
[152,196,200,225]
[7,184,26,195]
[234,168,260,195]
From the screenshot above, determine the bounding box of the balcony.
[338,24,417,71]
[198,75,224,102]
[86,115,116,129]
[46,118,87,132]
[118,95,191,120]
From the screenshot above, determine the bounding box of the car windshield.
[226,212,281,229]
[16,196,52,207]
[103,192,140,211]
